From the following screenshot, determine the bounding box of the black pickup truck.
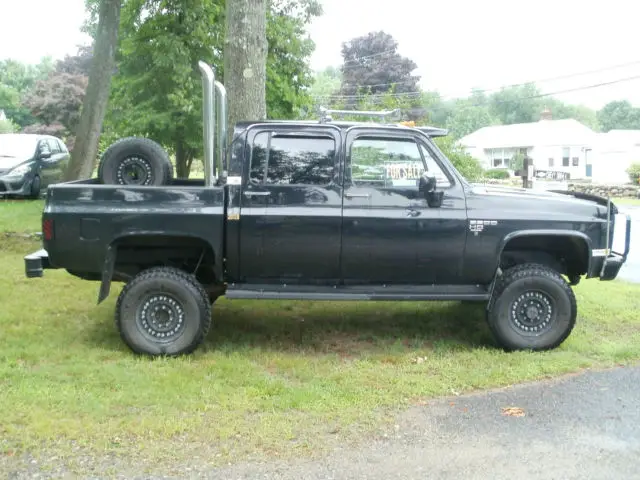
[24,61,631,356]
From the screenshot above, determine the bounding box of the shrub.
[0,118,18,134]
[484,168,511,180]
[627,162,640,184]
[434,136,483,182]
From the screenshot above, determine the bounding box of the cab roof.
[233,119,449,138]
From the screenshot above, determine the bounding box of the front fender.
[496,229,594,274]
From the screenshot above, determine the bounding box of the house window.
[562,147,570,167]
[548,158,554,167]
[572,157,579,167]
[486,147,517,169]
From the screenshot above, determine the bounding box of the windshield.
[0,134,38,159]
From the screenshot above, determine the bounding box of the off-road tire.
[487,263,577,351]
[115,266,212,356]
[98,137,173,186]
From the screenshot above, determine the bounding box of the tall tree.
[104,0,223,178]
[0,58,54,127]
[90,0,318,178]
[488,83,542,125]
[20,47,93,147]
[265,0,321,119]
[338,31,420,102]
[64,0,121,181]
[597,100,640,132]
[446,101,500,140]
[224,0,268,142]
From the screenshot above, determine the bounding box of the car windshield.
[0,134,38,158]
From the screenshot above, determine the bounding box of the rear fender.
[97,231,220,304]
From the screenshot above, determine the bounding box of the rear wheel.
[115,266,212,356]
[487,263,577,351]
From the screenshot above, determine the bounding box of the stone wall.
[568,183,640,198]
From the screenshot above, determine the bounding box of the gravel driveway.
[210,365,640,480]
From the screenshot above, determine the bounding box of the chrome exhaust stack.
[198,61,216,186]
[214,80,227,181]
[198,61,229,186]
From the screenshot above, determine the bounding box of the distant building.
[458,108,596,181]
[0,110,6,121]
[590,129,640,184]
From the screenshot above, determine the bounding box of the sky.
[1,0,639,110]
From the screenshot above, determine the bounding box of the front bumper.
[598,213,631,281]
[24,249,51,278]
[0,174,30,195]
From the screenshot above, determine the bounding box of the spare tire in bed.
[98,137,174,186]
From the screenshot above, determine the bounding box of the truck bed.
[40,178,227,283]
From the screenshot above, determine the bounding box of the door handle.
[344,193,370,199]
[243,191,270,197]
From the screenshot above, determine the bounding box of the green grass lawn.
[1,199,639,475]
[0,198,44,233]
[615,197,640,206]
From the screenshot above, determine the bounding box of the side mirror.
[417,172,444,208]
[418,172,437,194]
[39,148,52,160]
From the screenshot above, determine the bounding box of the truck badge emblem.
[469,219,498,235]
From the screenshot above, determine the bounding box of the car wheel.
[487,263,577,351]
[27,175,41,199]
[115,266,212,356]
[98,137,173,186]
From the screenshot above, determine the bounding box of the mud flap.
[98,245,116,304]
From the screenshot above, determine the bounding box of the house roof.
[459,118,596,149]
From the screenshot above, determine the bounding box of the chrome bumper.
[599,212,631,281]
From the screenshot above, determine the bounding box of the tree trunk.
[175,140,195,178]
[64,0,121,181]
[224,0,268,145]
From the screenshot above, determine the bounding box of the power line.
[330,59,640,99]
[454,59,640,97]
[311,74,640,106]
[340,48,397,67]
[488,74,640,106]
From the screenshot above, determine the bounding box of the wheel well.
[111,235,217,285]
[500,234,590,278]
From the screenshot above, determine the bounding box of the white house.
[0,110,6,121]
[590,129,640,184]
[459,109,596,180]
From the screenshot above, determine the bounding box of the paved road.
[617,205,639,283]
[212,366,640,480]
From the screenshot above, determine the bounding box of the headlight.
[7,164,31,177]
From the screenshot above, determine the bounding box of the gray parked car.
[0,133,70,198]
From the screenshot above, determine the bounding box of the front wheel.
[115,266,212,356]
[27,175,41,199]
[487,263,577,351]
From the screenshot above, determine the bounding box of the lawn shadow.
[202,299,496,355]
[83,296,497,357]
